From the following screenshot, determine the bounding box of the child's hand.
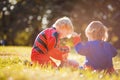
[58,46,69,62]
[59,46,70,53]
[72,32,81,45]
[62,52,68,61]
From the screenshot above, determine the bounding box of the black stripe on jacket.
[33,44,44,54]
[52,32,59,47]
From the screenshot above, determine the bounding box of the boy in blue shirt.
[73,21,117,73]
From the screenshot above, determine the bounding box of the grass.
[0,46,120,80]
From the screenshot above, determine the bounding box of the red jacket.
[31,27,66,66]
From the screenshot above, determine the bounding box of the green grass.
[0,46,120,80]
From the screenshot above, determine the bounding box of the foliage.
[0,0,120,48]
[14,30,32,46]
[0,46,120,80]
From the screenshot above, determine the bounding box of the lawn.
[0,46,120,80]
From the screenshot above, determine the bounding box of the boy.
[31,17,75,67]
[73,21,117,73]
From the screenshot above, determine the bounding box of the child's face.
[56,25,73,39]
[59,29,72,39]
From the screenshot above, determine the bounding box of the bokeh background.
[0,0,120,49]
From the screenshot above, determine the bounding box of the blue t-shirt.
[75,40,117,70]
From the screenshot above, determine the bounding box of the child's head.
[53,17,74,38]
[85,21,108,41]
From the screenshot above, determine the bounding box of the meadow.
[0,46,120,80]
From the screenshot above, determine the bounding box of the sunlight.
[9,0,17,5]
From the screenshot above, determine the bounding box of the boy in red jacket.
[31,17,78,67]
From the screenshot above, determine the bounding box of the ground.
[0,46,120,80]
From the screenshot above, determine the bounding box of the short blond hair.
[85,21,108,41]
[53,17,74,32]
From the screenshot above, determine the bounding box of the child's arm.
[74,43,89,56]
[48,48,63,60]
[110,44,118,57]
[72,32,89,55]
[48,31,69,61]
[48,47,69,61]
[72,32,81,46]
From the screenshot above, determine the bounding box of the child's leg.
[31,52,57,67]
[59,59,79,68]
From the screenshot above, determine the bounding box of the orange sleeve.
[73,36,81,46]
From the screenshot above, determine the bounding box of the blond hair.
[53,17,74,33]
[85,21,108,41]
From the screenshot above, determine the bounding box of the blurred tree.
[69,0,120,49]
[0,0,120,48]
